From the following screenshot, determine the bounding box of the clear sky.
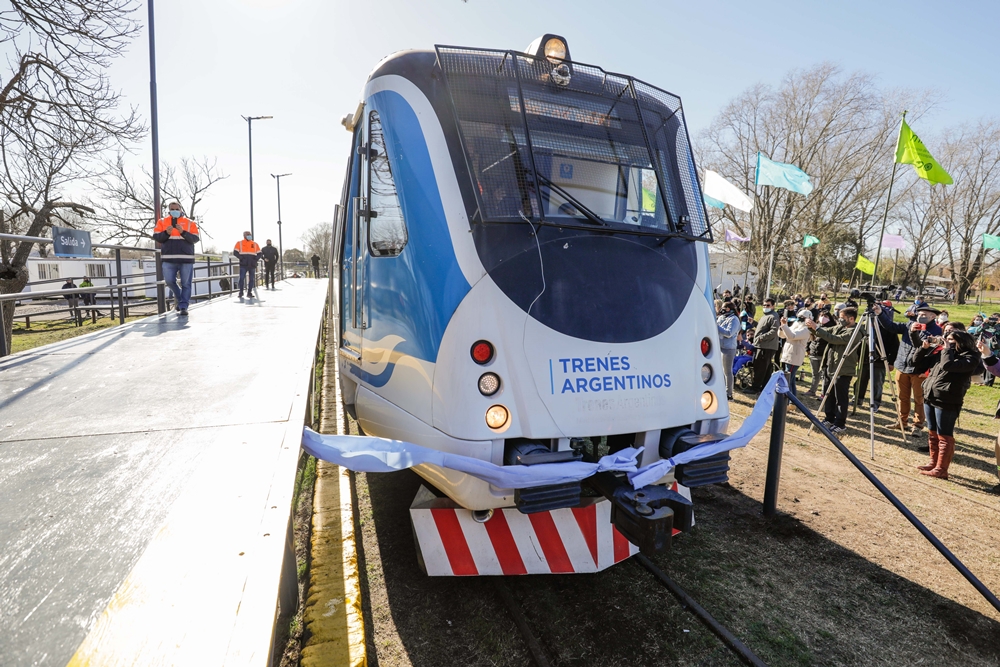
[103,0,1000,251]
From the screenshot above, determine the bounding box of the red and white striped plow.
[409,484,691,576]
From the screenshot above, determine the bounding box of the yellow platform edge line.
[300,461,366,667]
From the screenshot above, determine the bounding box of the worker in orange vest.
[152,201,200,316]
[233,231,262,299]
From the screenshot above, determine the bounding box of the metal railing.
[0,232,282,357]
[763,384,1000,615]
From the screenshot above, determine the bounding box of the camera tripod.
[810,304,907,459]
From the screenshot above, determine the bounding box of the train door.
[340,121,367,360]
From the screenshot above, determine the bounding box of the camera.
[851,285,893,308]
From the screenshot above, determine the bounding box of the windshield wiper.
[534,172,608,227]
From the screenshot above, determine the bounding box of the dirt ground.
[343,383,1000,667]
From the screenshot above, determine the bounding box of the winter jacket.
[234,239,263,268]
[717,313,741,351]
[754,311,780,350]
[880,310,942,375]
[914,345,982,410]
[262,245,279,265]
[152,216,200,263]
[779,321,812,366]
[813,322,861,377]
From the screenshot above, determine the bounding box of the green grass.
[10,316,145,354]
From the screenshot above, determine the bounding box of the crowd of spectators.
[715,288,1000,494]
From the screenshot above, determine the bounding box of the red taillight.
[471,340,495,365]
[701,337,711,357]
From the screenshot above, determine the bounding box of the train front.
[345,36,731,571]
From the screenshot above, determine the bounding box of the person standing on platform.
[78,277,103,318]
[62,278,81,325]
[234,231,262,299]
[751,298,780,392]
[152,202,200,317]
[311,253,321,278]
[262,239,279,289]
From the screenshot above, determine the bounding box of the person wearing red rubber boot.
[913,330,982,480]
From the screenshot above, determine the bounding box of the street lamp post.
[241,115,272,239]
[148,0,166,313]
[271,173,291,280]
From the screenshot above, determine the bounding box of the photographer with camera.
[805,305,836,398]
[876,304,942,437]
[911,330,982,480]
[806,307,860,434]
[778,309,813,397]
[852,301,901,413]
[974,340,1000,494]
[975,314,1000,386]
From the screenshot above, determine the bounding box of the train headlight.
[701,364,713,384]
[543,37,567,63]
[701,337,712,357]
[486,405,509,429]
[701,391,719,414]
[478,372,501,396]
[471,340,495,365]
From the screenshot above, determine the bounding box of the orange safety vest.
[234,239,261,254]
[154,215,199,239]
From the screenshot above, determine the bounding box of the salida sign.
[52,226,92,258]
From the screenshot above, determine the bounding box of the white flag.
[881,234,906,250]
[703,170,753,213]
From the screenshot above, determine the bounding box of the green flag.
[802,235,820,248]
[895,118,953,185]
[855,254,875,275]
[984,233,1000,250]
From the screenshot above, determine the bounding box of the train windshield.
[436,46,712,241]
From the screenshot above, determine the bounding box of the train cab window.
[367,110,408,257]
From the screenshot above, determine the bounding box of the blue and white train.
[334,35,729,573]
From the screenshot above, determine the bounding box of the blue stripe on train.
[362,89,472,367]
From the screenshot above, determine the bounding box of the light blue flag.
[704,193,726,209]
[755,152,814,195]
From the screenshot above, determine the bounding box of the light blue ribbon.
[301,372,787,491]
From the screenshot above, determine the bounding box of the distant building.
[24,255,237,300]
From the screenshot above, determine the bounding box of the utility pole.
[271,173,291,280]
[241,115,273,239]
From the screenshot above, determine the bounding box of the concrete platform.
[0,280,328,667]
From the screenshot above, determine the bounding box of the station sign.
[52,226,93,258]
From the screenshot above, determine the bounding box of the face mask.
[819,315,830,324]
[975,320,983,326]
[244,234,251,240]
[839,318,849,327]
[169,210,181,218]
[763,307,773,313]
[916,313,933,324]
[937,315,948,323]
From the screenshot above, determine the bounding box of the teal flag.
[984,233,1000,250]
[755,153,814,195]
[802,235,820,248]
[704,193,726,209]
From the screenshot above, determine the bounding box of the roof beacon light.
[543,37,567,63]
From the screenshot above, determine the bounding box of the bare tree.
[933,121,1000,303]
[699,63,934,297]
[92,155,228,243]
[0,0,143,353]
[302,222,333,265]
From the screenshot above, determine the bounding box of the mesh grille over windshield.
[435,45,711,242]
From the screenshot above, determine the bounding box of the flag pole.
[766,244,775,299]
[873,111,906,284]
[742,183,760,297]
